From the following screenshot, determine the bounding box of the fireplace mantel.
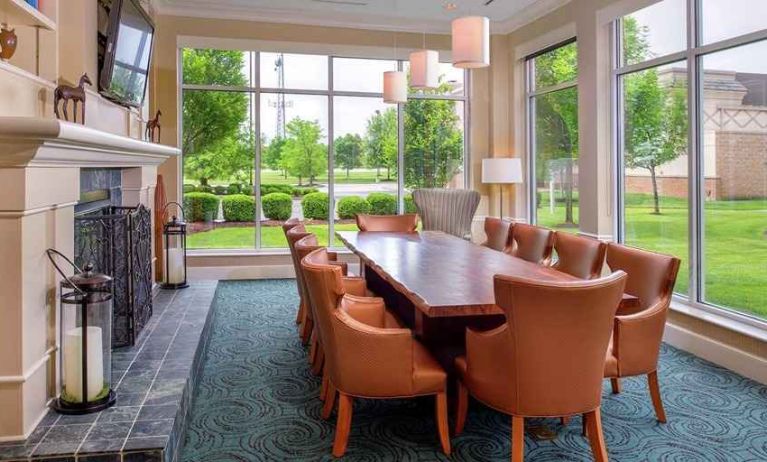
[0,117,179,168]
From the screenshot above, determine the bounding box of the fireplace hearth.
[74,205,153,348]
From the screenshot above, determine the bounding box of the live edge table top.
[336,231,578,318]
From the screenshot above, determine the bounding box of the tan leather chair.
[294,233,366,375]
[454,271,627,462]
[482,217,513,252]
[603,243,680,423]
[286,224,314,342]
[283,219,307,328]
[552,233,608,279]
[355,213,419,232]
[509,223,555,264]
[301,248,450,457]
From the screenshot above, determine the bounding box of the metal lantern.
[161,201,188,289]
[47,249,117,415]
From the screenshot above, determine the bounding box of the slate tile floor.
[0,281,217,462]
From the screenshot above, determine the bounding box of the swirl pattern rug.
[180,280,767,461]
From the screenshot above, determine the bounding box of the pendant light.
[452,16,490,69]
[410,32,439,89]
[383,32,407,103]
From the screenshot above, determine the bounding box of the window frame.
[613,0,767,328]
[179,50,470,253]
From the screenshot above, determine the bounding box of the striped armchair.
[412,188,480,239]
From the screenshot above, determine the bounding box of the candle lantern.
[161,201,189,289]
[47,249,116,414]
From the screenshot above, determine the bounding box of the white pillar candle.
[63,326,104,402]
[167,248,185,284]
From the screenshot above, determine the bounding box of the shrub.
[183,192,219,222]
[262,192,293,221]
[293,186,319,197]
[183,184,197,193]
[302,192,329,220]
[213,185,228,195]
[337,196,371,219]
[367,192,397,215]
[261,184,294,196]
[404,194,417,214]
[242,184,255,195]
[227,183,243,195]
[221,194,256,222]
[197,184,214,194]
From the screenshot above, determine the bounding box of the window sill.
[670,296,767,343]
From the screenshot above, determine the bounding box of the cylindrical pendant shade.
[383,70,407,104]
[452,16,490,69]
[410,49,439,89]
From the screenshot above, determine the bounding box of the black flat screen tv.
[99,0,155,108]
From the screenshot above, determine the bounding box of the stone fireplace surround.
[0,117,179,441]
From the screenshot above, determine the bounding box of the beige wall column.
[0,167,78,440]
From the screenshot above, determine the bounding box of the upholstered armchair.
[301,248,450,457]
[355,213,419,232]
[552,232,607,279]
[482,217,513,252]
[284,221,310,332]
[454,272,627,462]
[412,188,480,239]
[508,223,555,264]
[603,243,680,423]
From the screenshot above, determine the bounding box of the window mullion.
[254,51,262,250]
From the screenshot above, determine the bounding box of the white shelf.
[0,0,56,31]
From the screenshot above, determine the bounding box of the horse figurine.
[54,74,92,124]
[146,110,162,143]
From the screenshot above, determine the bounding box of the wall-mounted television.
[98,0,155,108]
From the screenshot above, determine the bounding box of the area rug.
[180,279,767,461]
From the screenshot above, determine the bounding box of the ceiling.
[151,0,569,34]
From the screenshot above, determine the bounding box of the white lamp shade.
[482,158,523,184]
[452,16,490,69]
[410,49,440,89]
[383,71,407,103]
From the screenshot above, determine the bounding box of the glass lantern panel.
[166,235,186,284]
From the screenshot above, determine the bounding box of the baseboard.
[664,322,767,385]
[188,264,295,281]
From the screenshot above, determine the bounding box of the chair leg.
[581,413,588,437]
[584,409,608,462]
[311,342,324,376]
[332,393,354,457]
[435,392,451,455]
[648,371,667,423]
[320,370,328,402]
[511,416,525,462]
[560,416,571,426]
[610,378,621,394]
[454,380,469,436]
[295,300,303,324]
[322,381,337,420]
[300,316,313,345]
[308,331,317,364]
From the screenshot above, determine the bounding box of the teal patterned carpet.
[179,280,767,461]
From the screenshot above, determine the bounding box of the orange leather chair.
[301,248,450,457]
[355,213,419,232]
[454,271,627,462]
[286,224,315,342]
[552,233,608,279]
[294,233,367,375]
[509,223,555,264]
[283,219,307,327]
[482,217,513,252]
[603,243,680,423]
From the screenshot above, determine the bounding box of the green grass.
[187,223,359,249]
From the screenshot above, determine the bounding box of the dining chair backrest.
[482,217,513,252]
[412,188,480,239]
[552,232,607,279]
[509,223,555,264]
[606,243,680,311]
[356,214,419,232]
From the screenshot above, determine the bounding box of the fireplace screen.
[74,205,153,348]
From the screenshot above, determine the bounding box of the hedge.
[302,192,329,220]
[261,184,295,196]
[227,183,243,195]
[221,194,256,222]
[183,192,219,222]
[213,185,228,195]
[293,186,319,197]
[367,192,397,215]
[404,194,417,214]
[262,192,293,220]
[197,184,214,194]
[337,196,371,219]
[183,184,197,193]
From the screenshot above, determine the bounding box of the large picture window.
[615,1,767,320]
[180,49,468,251]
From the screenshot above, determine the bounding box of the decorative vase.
[0,27,17,61]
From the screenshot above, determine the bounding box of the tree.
[185,130,253,187]
[364,109,398,180]
[334,133,364,178]
[282,118,327,185]
[262,136,288,178]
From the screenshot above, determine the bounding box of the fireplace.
[74,205,153,348]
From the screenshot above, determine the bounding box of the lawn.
[199,169,397,187]
[188,195,766,319]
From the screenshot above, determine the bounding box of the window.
[526,41,579,232]
[181,50,468,251]
[615,1,767,320]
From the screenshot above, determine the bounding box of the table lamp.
[481,158,523,219]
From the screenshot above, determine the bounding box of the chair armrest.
[341,276,366,296]
[613,301,668,376]
[465,324,513,380]
[340,294,387,328]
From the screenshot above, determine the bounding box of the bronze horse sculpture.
[54,74,92,124]
[146,110,162,143]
